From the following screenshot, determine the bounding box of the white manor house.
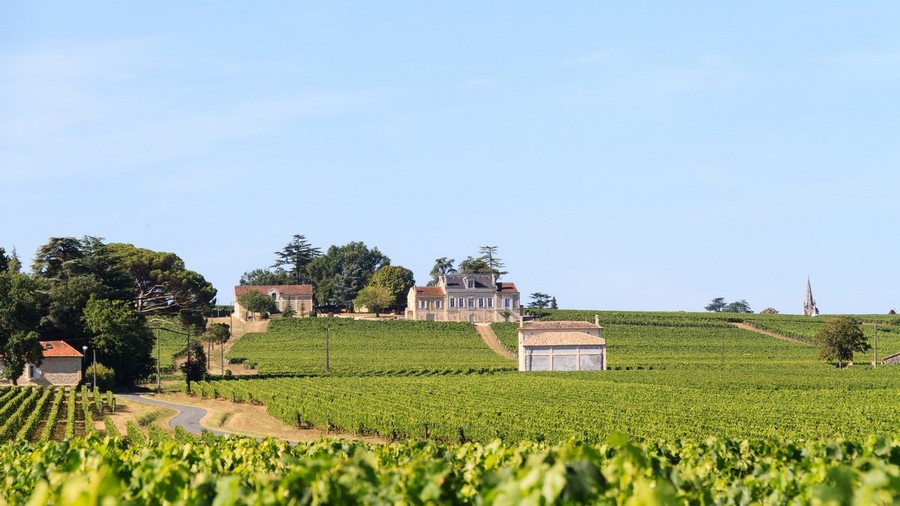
[406,273,520,323]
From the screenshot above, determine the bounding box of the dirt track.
[729,322,810,345]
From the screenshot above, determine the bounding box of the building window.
[478,297,485,308]
[449,298,456,308]
[468,280,475,288]
[435,300,443,309]
[503,298,511,309]
[468,298,475,309]
[418,300,428,309]
[487,298,494,308]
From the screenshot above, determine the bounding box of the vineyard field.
[1,432,897,504]
[197,364,900,443]
[227,318,514,374]
[0,386,113,443]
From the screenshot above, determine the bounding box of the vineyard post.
[325,327,330,372]
[873,324,877,368]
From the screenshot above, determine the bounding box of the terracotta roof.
[234,285,313,297]
[522,320,600,330]
[522,332,606,347]
[40,340,83,358]
[496,282,518,293]
[415,286,445,297]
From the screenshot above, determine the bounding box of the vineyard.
[227,318,515,374]
[193,364,900,444]
[1,431,898,504]
[0,386,115,442]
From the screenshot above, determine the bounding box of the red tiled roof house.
[0,340,84,386]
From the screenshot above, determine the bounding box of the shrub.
[85,363,116,390]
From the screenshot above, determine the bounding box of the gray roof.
[444,273,496,290]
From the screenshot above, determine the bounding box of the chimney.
[594,314,600,327]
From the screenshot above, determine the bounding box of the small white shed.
[518,318,606,372]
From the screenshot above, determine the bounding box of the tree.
[724,300,753,313]
[281,304,296,318]
[353,285,393,316]
[550,297,558,310]
[367,265,415,312]
[0,247,8,273]
[204,322,230,375]
[458,256,492,274]
[180,340,207,382]
[478,246,508,279]
[705,297,727,312]
[237,290,277,318]
[307,242,390,309]
[760,307,779,315]
[427,257,455,286]
[106,243,217,316]
[814,316,870,368]
[239,268,293,286]
[528,292,553,309]
[273,234,321,285]
[82,295,154,385]
[0,269,43,385]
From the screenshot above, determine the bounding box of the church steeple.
[803,278,819,316]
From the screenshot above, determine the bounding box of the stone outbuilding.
[0,340,84,386]
[234,285,314,320]
[518,317,606,372]
[882,352,900,365]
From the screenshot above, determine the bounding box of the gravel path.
[118,393,227,436]
[729,322,811,345]
[474,323,517,360]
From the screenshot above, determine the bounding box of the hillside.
[226,318,515,374]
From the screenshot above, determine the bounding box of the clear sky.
[2,2,898,314]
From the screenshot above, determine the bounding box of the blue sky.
[2,2,898,313]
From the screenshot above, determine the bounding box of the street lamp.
[82,346,87,385]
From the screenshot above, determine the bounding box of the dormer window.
[467,279,475,289]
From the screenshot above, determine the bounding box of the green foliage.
[227,318,514,374]
[239,267,293,286]
[236,289,277,317]
[272,234,321,284]
[0,436,897,504]
[307,241,390,309]
[367,265,415,312]
[86,363,117,391]
[280,304,296,318]
[0,268,43,384]
[457,256,491,274]
[180,341,207,382]
[82,295,154,385]
[815,316,870,367]
[705,297,727,312]
[527,292,553,309]
[106,242,217,316]
[352,285,392,315]
[427,257,455,286]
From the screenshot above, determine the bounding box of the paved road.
[118,394,227,436]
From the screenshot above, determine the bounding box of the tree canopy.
[272,234,321,285]
[106,243,217,316]
[427,257,455,286]
[82,295,154,385]
[237,290,277,317]
[527,292,553,309]
[814,316,870,368]
[239,268,293,286]
[307,242,389,309]
[0,267,43,384]
[366,265,415,312]
[353,285,392,317]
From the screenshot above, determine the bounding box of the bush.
[85,363,116,390]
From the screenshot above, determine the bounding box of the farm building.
[0,340,83,386]
[518,318,606,372]
[882,352,900,365]
[234,284,314,320]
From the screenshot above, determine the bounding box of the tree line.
[0,238,216,386]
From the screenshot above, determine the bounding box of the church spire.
[803,278,819,316]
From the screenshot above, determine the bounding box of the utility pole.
[325,327,330,373]
[156,327,161,394]
[185,328,191,393]
[92,348,97,389]
[873,323,877,368]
